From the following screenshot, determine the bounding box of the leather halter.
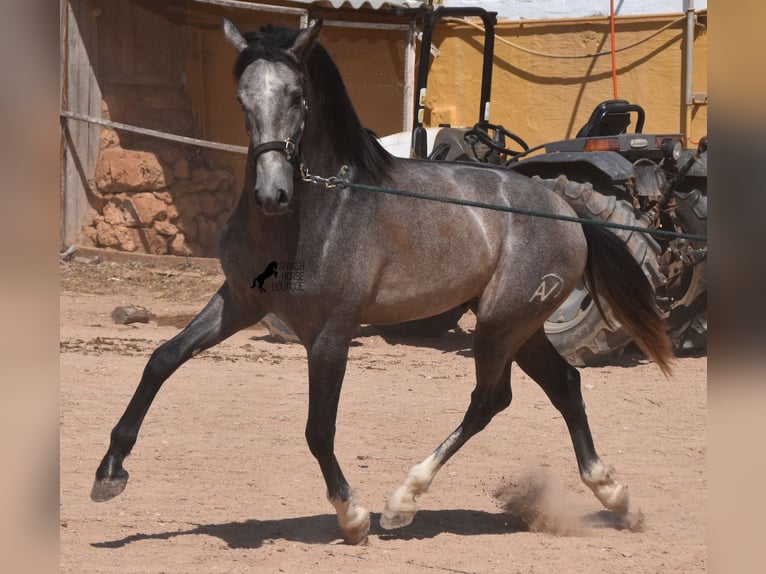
[251,137,300,163]
[248,98,307,178]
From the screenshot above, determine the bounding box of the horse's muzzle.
[254,185,291,215]
[254,152,294,215]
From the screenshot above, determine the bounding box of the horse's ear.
[289,19,323,59]
[223,18,247,54]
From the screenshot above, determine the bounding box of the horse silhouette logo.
[252,261,278,292]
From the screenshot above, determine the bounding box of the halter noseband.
[251,138,299,163]
[249,97,308,179]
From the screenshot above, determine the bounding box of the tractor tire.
[665,182,707,352]
[537,177,663,367]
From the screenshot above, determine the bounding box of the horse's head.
[224,19,322,215]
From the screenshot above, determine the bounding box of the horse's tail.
[582,224,674,376]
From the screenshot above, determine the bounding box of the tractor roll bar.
[412,7,497,158]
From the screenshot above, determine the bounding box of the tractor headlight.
[661,138,683,161]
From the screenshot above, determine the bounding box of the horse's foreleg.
[381,323,513,530]
[516,328,642,531]
[91,282,261,503]
[304,327,368,545]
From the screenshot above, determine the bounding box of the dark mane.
[235,25,393,182]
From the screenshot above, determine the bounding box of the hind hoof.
[622,509,645,532]
[91,476,128,502]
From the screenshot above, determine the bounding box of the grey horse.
[92,20,673,545]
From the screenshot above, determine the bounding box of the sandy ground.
[60,255,707,573]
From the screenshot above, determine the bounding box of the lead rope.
[300,164,707,243]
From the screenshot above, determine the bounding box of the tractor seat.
[576,99,645,138]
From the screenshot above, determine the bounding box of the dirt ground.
[60,254,707,573]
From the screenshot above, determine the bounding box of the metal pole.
[684,0,695,136]
[403,20,416,132]
[60,111,249,155]
[188,0,307,20]
[685,0,695,107]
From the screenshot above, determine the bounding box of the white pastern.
[380,450,443,530]
[330,494,370,545]
[581,459,630,516]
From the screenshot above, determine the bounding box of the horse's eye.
[290,94,304,109]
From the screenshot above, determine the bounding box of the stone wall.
[79,86,238,258]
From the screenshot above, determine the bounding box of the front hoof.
[343,513,370,546]
[91,475,128,502]
[340,507,370,545]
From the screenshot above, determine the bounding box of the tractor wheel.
[539,178,663,367]
[664,181,707,352]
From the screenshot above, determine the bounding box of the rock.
[94,148,174,193]
[168,233,189,256]
[102,202,125,226]
[115,226,138,252]
[177,193,201,218]
[99,127,120,149]
[176,215,198,241]
[141,228,169,255]
[153,220,178,237]
[80,225,97,246]
[164,111,193,135]
[215,211,230,228]
[153,191,173,205]
[83,205,101,227]
[206,169,235,193]
[102,93,125,118]
[156,146,182,166]
[171,180,206,196]
[111,305,150,325]
[172,156,190,180]
[191,167,211,184]
[131,192,167,226]
[165,203,179,221]
[185,241,203,257]
[95,221,120,248]
[222,190,237,210]
[195,216,218,248]
[198,191,219,216]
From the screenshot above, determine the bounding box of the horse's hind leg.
[381,322,514,530]
[91,282,261,502]
[516,328,642,530]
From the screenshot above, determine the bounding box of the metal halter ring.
[282,138,296,161]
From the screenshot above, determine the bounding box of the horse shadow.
[91,508,629,550]
[356,325,475,357]
[92,509,522,550]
